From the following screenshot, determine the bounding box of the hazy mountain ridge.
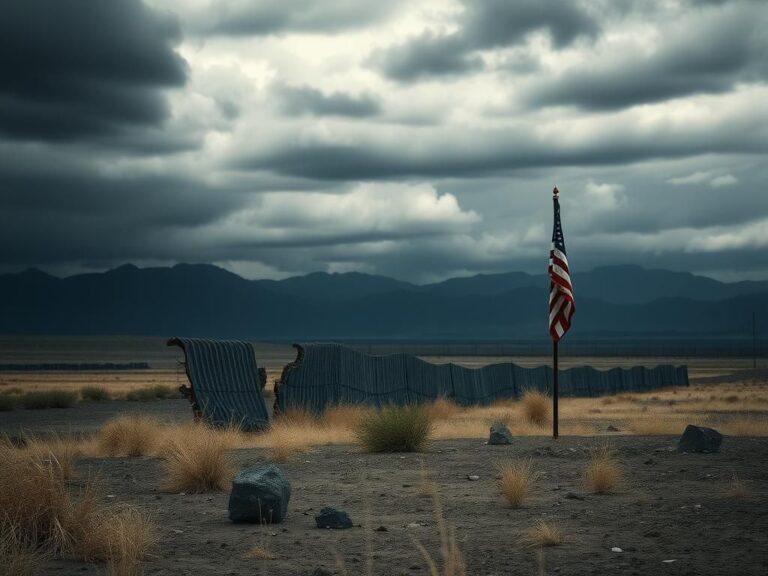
[0,263,765,338]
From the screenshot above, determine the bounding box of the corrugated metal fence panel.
[174,337,269,431]
[279,343,689,412]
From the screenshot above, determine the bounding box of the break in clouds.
[1,0,767,282]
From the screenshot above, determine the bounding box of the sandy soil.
[5,407,766,575]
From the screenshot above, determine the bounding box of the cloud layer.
[1,0,767,283]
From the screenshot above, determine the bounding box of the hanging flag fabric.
[548,189,575,342]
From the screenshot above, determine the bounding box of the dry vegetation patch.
[161,423,237,492]
[526,520,564,547]
[354,405,433,453]
[521,390,550,427]
[96,415,160,457]
[584,446,623,494]
[497,458,537,508]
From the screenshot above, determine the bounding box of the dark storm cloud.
[0,0,187,143]
[526,2,768,109]
[371,0,598,82]
[191,0,404,36]
[276,85,381,118]
[237,116,768,181]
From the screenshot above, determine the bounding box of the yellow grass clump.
[424,398,462,421]
[521,390,550,427]
[0,444,154,574]
[526,520,563,547]
[95,415,160,457]
[584,446,623,494]
[161,424,236,492]
[497,458,537,508]
[0,517,49,576]
[24,436,82,480]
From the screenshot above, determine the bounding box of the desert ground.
[1,338,767,575]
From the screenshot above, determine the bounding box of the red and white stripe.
[548,245,574,342]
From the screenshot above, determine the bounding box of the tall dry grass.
[497,458,537,508]
[584,446,623,494]
[161,423,237,492]
[521,391,550,427]
[95,415,160,457]
[526,520,563,547]
[0,444,154,574]
[412,491,466,576]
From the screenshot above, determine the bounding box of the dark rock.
[606,425,620,432]
[375,525,388,532]
[488,422,512,445]
[677,425,723,453]
[644,458,656,465]
[565,492,585,500]
[315,507,353,529]
[228,465,291,524]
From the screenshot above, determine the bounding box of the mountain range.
[0,264,765,339]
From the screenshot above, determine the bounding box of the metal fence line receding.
[278,343,690,413]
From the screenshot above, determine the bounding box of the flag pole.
[552,186,560,440]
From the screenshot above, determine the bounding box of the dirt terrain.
[31,433,767,576]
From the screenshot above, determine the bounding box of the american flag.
[549,188,575,342]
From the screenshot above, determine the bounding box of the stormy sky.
[1,0,767,283]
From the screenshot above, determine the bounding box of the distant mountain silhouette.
[0,263,765,339]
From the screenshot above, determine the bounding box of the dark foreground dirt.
[31,433,768,576]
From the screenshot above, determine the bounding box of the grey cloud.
[370,34,483,81]
[277,85,381,117]
[190,0,404,36]
[0,0,187,143]
[526,2,768,109]
[372,0,598,82]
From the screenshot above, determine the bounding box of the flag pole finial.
[553,186,559,197]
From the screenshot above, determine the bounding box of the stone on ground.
[677,424,723,453]
[228,464,291,524]
[488,422,513,445]
[315,507,353,529]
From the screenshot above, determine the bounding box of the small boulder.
[677,425,723,453]
[228,465,291,524]
[315,507,353,529]
[606,425,620,432]
[488,423,512,445]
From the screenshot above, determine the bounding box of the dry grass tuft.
[24,436,82,480]
[244,544,275,560]
[0,517,49,576]
[161,424,236,492]
[720,418,768,437]
[497,458,537,508]
[320,404,370,428]
[266,421,310,462]
[355,405,433,453]
[584,446,623,494]
[0,444,154,575]
[526,520,563,547]
[723,474,748,498]
[96,415,160,457]
[416,461,439,498]
[521,390,550,427]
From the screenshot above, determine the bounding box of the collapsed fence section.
[277,343,689,413]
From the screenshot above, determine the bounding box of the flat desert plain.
[1,340,767,575]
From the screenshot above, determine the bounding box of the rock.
[611,547,623,553]
[228,465,291,524]
[467,475,480,481]
[564,492,585,500]
[677,425,723,453]
[488,423,513,445]
[315,507,353,529]
[407,522,422,529]
[375,526,388,532]
[606,425,620,432]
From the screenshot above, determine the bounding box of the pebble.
[662,559,676,563]
[467,475,480,481]
[611,547,623,553]
[407,523,422,529]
